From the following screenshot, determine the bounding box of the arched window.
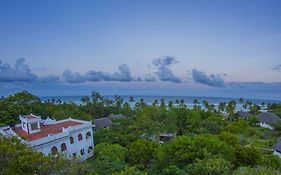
[51,146,58,155]
[61,143,67,151]
[88,146,93,153]
[86,132,91,139]
[70,137,74,144]
[80,149,85,155]
[78,133,83,141]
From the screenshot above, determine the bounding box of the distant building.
[159,134,174,144]
[256,112,281,130]
[273,142,281,157]
[236,111,251,120]
[94,117,112,129]
[94,114,126,129]
[0,114,94,160]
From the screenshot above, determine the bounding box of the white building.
[256,112,281,130]
[0,114,94,160]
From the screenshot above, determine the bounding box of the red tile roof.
[13,121,82,141]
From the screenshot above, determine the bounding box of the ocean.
[40,95,281,111]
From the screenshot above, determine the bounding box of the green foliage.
[161,165,186,175]
[2,91,281,174]
[234,146,262,167]
[233,166,280,175]
[129,139,158,168]
[260,155,281,170]
[185,157,233,175]
[219,131,239,145]
[91,143,128,175]
[0,137,86,175]
[136,106,176,142]
[113,166,147,175]
[156,135,233,169]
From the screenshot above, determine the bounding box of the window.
[88,146,93,153]
[80,149,85,156]
[78,133,83,141]
[61,143,67,151]
[86,132,91,139]
[51,146,58,155]
[70,137,74,144]
[31,123,38,130]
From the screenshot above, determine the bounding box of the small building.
[236,111,251,120]
[94,117,112,129]
[273,142,281,157]
[159,134,174,144]
[94,114,126,130]
[0,114,94,160]
[256,112,281,130]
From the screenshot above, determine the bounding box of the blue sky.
[0,0,281,100]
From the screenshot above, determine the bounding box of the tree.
[92,143,128,175]
[113,166,147,175]
[234,146,262,167]
[226,100,237,120]
[0,137,86,175]
[129,139,158,168]
[156,135,233,169]
[249,104,261,114]
[185,157,233,175]
[81,96,90,105]
[218,102,226,113]
[136,106,176,142]
[233,167,280,175]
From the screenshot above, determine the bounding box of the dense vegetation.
[0,91,281,175]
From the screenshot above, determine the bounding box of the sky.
[0,0,281,100]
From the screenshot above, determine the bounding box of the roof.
[236,111,251,119]
[95,118,112,129]
[275,142,281,152]
[13,121,82,141]
[108,113,126,120]
[256,112,281,125]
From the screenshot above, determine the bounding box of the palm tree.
[203,100,209,110]
[160,98,166,108]
[226,100,236,120]
[193,99,200,109]
[153,99,158,106]
[168,100,173,108]
[239,98,244,104]
[218,102,226,113]
[180,99,185,107]
[175,99,179,108]
[129,96,135,108]
[81,96,90,105]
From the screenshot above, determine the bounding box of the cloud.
[0,58,38,82]
[64,64,134,83]
[272,64,281,71]
[226,81,281,90]
[152,56,181,83]
[39,75,60,83]
[144,74,157,82]
[62,69,85,83]
[191,69,225,87]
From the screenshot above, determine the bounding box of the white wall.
[34,127,94,160]
[258,122,273,130]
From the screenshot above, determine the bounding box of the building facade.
[0,114,94,160]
